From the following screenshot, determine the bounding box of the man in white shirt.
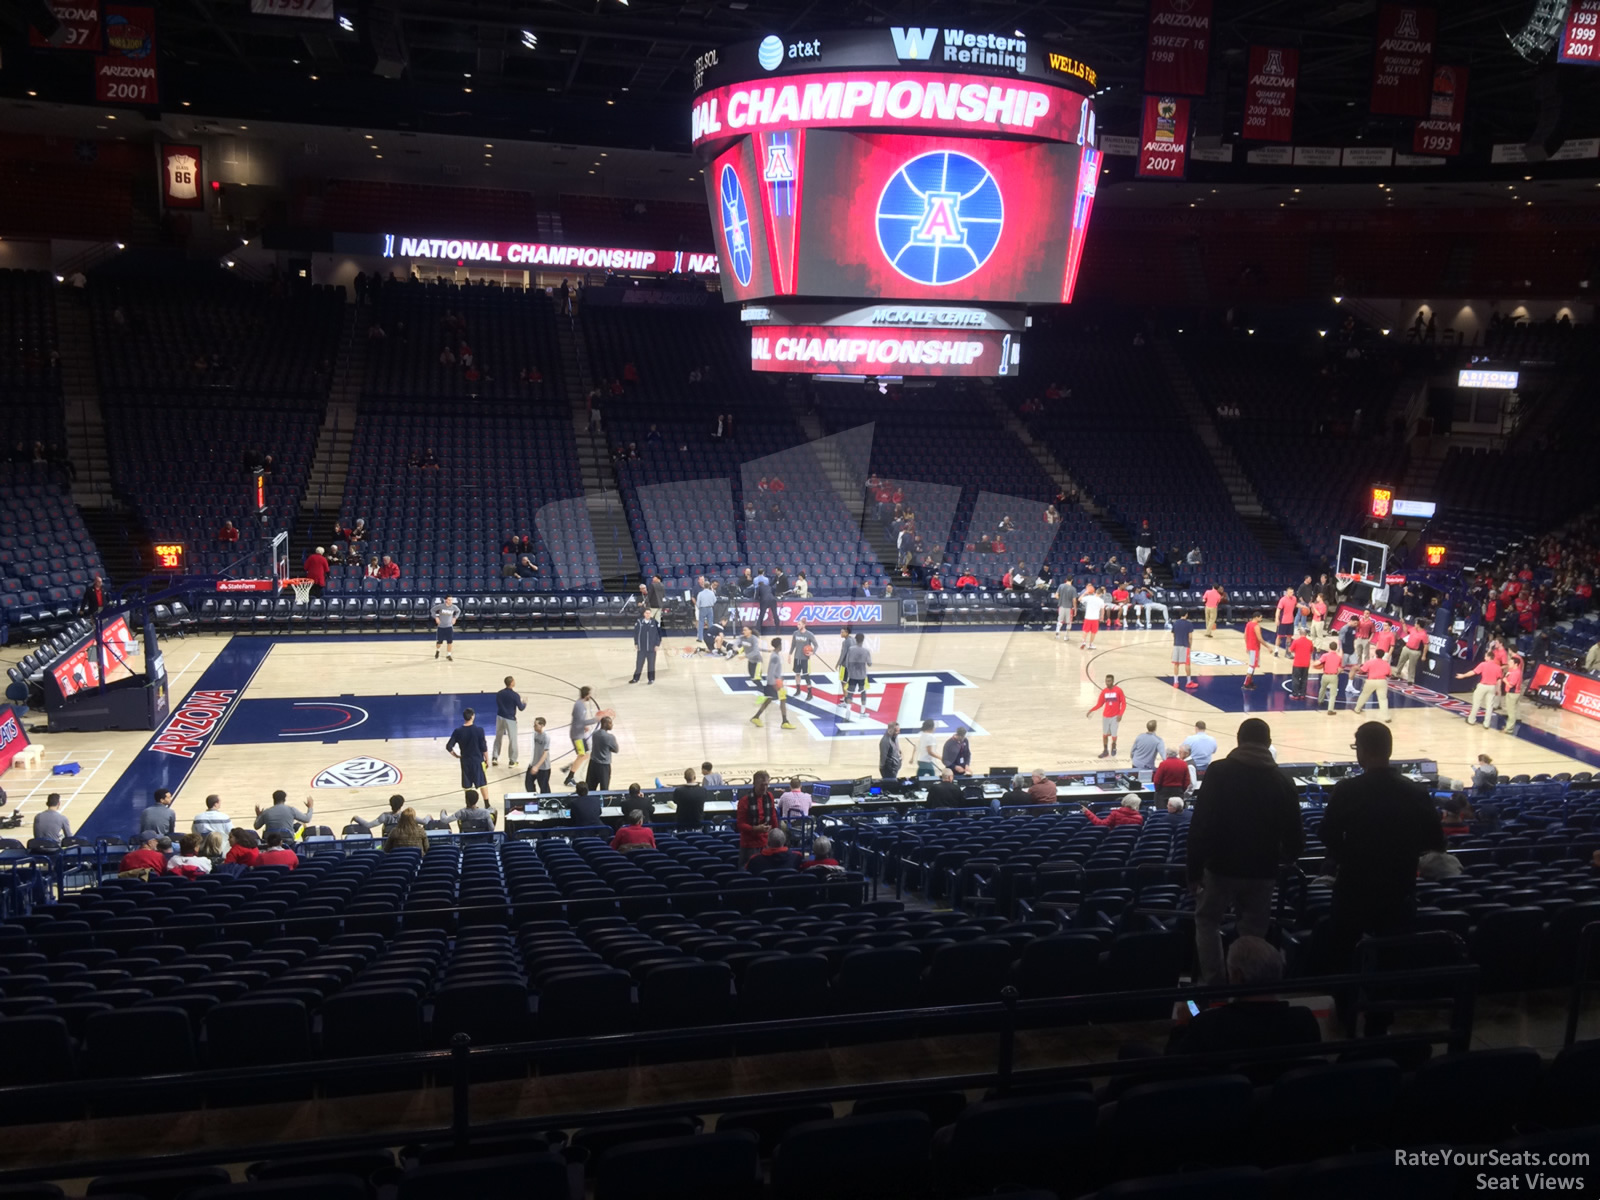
[913,718,943,779]
[191,794,232,837]
[1080,585,1105,650]
[776,778,812,820]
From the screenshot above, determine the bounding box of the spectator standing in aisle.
[493,676,525,767]
[1318,721,1444,1022]
[445,707,490,807]
[735,770,778,866]
[303,546,329,598]
[431,595,461,660]
[1187,717,1304,987]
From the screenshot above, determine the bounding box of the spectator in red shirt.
[955,573,978,588]
[378,555,401,580]
[1153,752,1191,804]
[1242,612,1265,689]
[736,770,778,867]
[1082,794,1146,828]
[119,832,166,875]
[768,475,786,492]
[610,809,657,852]
[303,546,330,596]
[224,829,262,866]
[257,832,299,869]
[218,520,240,543]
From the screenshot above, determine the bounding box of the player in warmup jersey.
[1273,588,1297,657]
[445,707,490,806]
[1242,612,1265,690]
[1087,673,1127,759]
[1316,641,1344,714]
[789,619,820,700]
[1054,578,1078,639]
[1170,611,1198,690]
[562,685,604,789]
[1289,630,1315,699]
[1110,584,1130,629]
[432,595,461,660]
[1080,586,1104,650]
[751,638,796,729]
[840,632,873,719]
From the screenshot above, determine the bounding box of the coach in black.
[445,707,490,806]
[630,607,662,684]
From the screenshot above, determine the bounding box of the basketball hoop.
[284,577,314,605]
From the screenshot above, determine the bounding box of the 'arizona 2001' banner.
[1370,5,1435,116]
[95,4,157,104]
[1144,0,1212,96]
[1243,46,1298,142]
[1560,0,1600,63]
[1137,95,1190,179]
[1413,64,1467,156]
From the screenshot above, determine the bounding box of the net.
[284,577,314,605]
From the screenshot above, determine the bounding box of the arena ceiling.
[5,0,1600,161]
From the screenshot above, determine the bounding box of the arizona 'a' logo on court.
[715,669,986,741]
[314,757,402,788]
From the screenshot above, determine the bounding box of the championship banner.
[0,706,32,776]
[1412,64,1467,156]
[1559,0,1600,64]
[1529,662,1600,723]
[1137,95,1190,179]
[1242,46,1298,142]
[94,4,156,105]
[28,0,100,50]
[1143,0,1212,97]
[750,325,1015,377]
[161,143,204,210]
[1370,5,1435,116]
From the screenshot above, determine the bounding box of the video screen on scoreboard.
[706,129,1099,304]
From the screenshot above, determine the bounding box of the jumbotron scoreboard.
[692,27,1101,378]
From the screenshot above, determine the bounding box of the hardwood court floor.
[5,623,1599,837]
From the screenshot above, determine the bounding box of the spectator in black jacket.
[567,782,603,828]
[1318,721,1445,973]
[924,768,967,810]
[672,767,710,830]
[1187,717,1305,987]
[1166,936,1321,1056]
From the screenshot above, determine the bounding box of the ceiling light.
[464,73,472,79]
[485,153,492,157]
[464,88,472,93]
[365,134,372,139]
[600,152,608,157]
[338,14,354,31]
[225,261,235,268]
[309,74,318,80]
[107,114,116,120]
[26,91,36,97]
[239,125,247,130]
[1247,329,1255,335]
[115,242,125,250]
[182,101,190,106]
[484,143,492,148]
[375,155,383,159]
[1524,175,1532,181]
[522,30,538,49]
[606,99,615,105]
[1317,330,1327,337]
[1333,296,1342,303]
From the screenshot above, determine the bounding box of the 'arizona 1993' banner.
[1412,64,1467,156]
[1560,0,1600,63]
[1370,5,1435,116]
[1143,0,1212,96]
[1137,94,1190,179]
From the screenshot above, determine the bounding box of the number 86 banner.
[1137,94,1189,180]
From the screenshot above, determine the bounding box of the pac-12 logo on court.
[876,150,1004,287]
[715,669,986,741]
[719,164,754,286]
[1190,650,1244,667]
[314,757,402,788]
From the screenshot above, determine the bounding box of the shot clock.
[153,542,187,571]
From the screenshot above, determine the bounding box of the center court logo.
[719,164,754,286]
[876,150,1003,286]
[313,757,402,789]
[715,669,986,740]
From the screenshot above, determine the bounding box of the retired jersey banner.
[1137,95,1190,179]
[28,1,101,50]
[1413,64,1467,156]
[1242,46,1298,142]
[94,4,157,104]
[1144,0,1212,96]
[1371,5,1435,116]
[1559,0,1600,63]
[161,144,203,209]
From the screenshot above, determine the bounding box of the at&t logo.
[719,164,754,286]
[876,151,1003,287]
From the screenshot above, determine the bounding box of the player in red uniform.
[1242,613,1265,690]
[1086,673,1127,760]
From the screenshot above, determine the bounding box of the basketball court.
[6,621,1599,840]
